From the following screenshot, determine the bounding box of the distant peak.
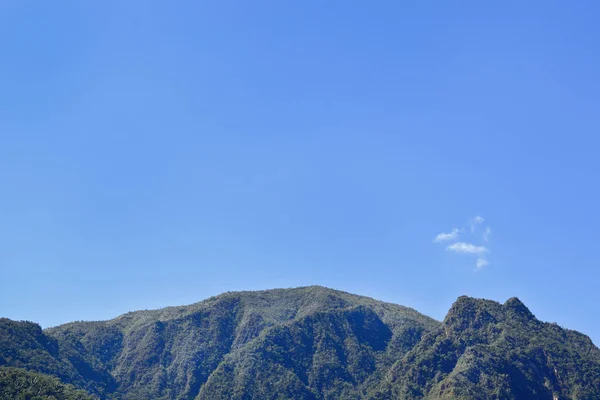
[504,297,525,307]
[503,297,536,321]
[448,295,499,312]
[443,296,501,330]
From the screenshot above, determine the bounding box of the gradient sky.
[1,1,599,345]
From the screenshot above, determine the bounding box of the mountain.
[374,296,600,399]
[0,286,599,399]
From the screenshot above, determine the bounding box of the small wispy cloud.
[433,228,461,243]
[476,258,489,270]
[434,216,492,270]
[483,226,492,242]
[470,215,484,232]
[446,242,488,255]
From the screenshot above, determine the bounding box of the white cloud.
[433,217,493,271]
[476,258,489,270]
[433,228,460,243]
[470,215,484,232]
[483,226,492,242]
[446,242,488,255]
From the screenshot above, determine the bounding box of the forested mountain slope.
[1,286,598,399]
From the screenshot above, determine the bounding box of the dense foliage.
[372,296,600,399]
[0,367,95,400]
[1,286,599,399]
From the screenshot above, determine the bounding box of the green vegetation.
[1,286,599,399]
[0,367,95,400]
[373,296,600,399]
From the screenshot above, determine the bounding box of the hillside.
[373,296,600,399]
[0,367,95,400]
[1,286,599,399]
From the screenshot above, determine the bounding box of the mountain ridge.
[1,286,599,399]
[46,286,436,330]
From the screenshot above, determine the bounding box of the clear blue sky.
[1,1,599,345]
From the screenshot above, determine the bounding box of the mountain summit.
[1,286,599,399]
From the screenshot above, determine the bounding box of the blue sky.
[1,1,599,345]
